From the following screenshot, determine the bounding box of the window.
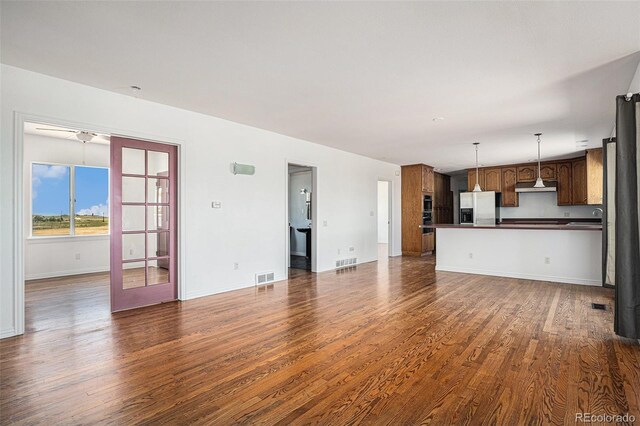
[31,163,109,237]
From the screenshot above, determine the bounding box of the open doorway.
[23,122,112,331]
[377,180,391,260]
[288,164,314,272]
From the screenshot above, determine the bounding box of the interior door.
[110,136,177,312]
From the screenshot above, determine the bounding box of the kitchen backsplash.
[500,191,602,219]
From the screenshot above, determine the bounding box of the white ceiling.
[2,1,639,172]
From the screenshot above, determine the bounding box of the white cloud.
[32,164,68,199]
[77,203,109,217]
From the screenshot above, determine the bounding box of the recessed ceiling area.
[2,1,639,172]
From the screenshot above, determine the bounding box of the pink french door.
[110,136,177,312]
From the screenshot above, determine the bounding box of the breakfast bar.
[422,223,602,286]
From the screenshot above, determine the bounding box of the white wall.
[24,134,110,279]
[289,171,312,255]
[435,228,602,285]
[500,192,602,219]
[0,65,402,337]
[377,181,389,243]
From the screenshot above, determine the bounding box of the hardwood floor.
[1,256,639,424]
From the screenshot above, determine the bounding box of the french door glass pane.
[122,176,145,203]
[147,151,169,176]
[123,261,146,289]
[147,178,169,203]
[122,205,145,231]
[147,259,169,285]
[122,147,145,175]
[147,206,169,231]
[148,232,169,258]
[123,233,145,260]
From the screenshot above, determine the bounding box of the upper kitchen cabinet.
[501,167,518,207]
[571,158,588,205]
[585,148,603,205]
[556,161,573,205]
[516,165,537,182]
[540,163,556,180]
[483,167,502,192]
[467,169,485,192]
[422,165,434,193]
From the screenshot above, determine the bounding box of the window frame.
[30,161,110,239]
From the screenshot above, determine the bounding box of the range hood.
[515,180,557,193]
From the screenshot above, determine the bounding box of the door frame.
[285,159,318,276]
[377,179,392,255]
[11,112,187,336]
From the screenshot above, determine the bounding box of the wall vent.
[255,272,275,286]
[336,258,357,270]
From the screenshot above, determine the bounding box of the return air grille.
[255,272,275,286]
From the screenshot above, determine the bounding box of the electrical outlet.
[212,201,222,209]
[233,262,239,270]
[564,212,570,218]
[75,253,81,260]
[337,249,341,255]
[544,257,551,264]
[349,247,355,252]
[370,211,374,216]
[468,253,473,259]
[323,220,328,227]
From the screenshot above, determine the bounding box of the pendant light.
[533,133,545,188]
[472,142,482,192]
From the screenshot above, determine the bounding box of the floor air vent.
[255,272,275,286]
[591,303,607,311]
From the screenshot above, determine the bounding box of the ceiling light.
[533,133,545,188]
[432,117,445,122]
[472,142,482,192]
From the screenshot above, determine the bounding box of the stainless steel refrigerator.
[459,191,501,226]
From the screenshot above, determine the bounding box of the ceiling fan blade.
[36,128,77,133]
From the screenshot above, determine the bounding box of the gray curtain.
[614,92,640,339]
[603,138,616,289]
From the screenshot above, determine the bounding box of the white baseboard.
[0,328,17,339]
[26,266,109,281]
[435,265,601,286]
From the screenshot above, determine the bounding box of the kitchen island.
[422,223,602,286]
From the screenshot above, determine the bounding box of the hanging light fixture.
[472,142,482,192]
[533,133,545,188]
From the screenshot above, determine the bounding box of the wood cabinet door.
[467,169,485,192]
[556,162,572,205]
[540,163,556,180]
[517,165,537,182]
[572,158,587,205]
[422,166,434,193]
[501,167,518,207]
[484,167,502,192]
[422,232,435,252]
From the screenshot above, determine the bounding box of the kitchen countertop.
[420,223,602,231]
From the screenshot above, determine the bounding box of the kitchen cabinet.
[540,163,556,180]
[422,232,435,253]
[483,167,502,192]
[572,158,587,205]
[422,165,434,193]
[556,161,573,205]
[501,167,518,207]
[402,164,451,256]
[517,165,537,182]
[467,169,485,192]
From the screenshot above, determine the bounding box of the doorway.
[22,121,112,331]
[377,180,391,260]
[288,164,315,271]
